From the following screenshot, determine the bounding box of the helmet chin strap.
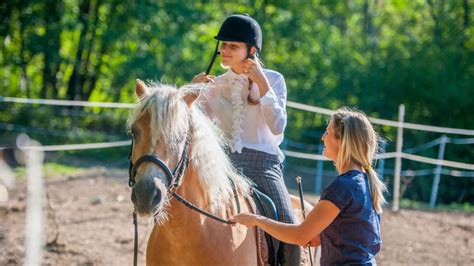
[205,41,220,75]
[246,46,255,60]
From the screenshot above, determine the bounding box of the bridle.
[128,134,190,193]
[127,119,238,266]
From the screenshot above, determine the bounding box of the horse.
[128,79,316,265]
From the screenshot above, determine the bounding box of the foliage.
[1,0,473,207]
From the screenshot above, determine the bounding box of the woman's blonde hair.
[331,107,387,213]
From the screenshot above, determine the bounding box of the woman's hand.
[230,213,261,227]
[241,59,264,83]
[240,59,270,97]
[192,72,215,83]
[305,234,321,247]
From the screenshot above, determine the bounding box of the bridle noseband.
[128,134,190,193]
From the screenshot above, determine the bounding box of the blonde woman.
[231,108,387,266]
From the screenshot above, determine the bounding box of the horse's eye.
[131,127,140,141]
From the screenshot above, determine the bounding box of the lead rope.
[131,182,258,265]
[171,192,236,225]
[133,210,138,266]
[169,176,242,225]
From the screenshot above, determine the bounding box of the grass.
[13,162,91,179]
[399,198,474,213]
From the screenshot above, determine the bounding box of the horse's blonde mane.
[127,83,251,213]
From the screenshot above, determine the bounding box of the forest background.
[1,0,473,208]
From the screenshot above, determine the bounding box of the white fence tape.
[15,140,131,152]
[3,140,472,171]
[2,96,473,135]
[2,96,473,174]
[1,96,135,108]
[283,149,472,171]
[286,101,474,135]
[401,153,474,171]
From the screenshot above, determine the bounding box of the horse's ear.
[136,79,149,98]
[181,86,202,107]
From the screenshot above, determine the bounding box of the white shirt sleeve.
[259,73,287,135]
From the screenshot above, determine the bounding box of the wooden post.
[377,141,386,181]
[429,135,447,208]
[392,104,405,211]
[21,136,45,265]
[314,144,324,194]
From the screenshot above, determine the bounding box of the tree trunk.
[19,14,30,98]
[41,1,62,99]
[463,0,469,29]
[82,0,100,101]
[67,0,91,100]
[427,0,444,49]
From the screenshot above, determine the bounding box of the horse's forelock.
[128,84,189,152]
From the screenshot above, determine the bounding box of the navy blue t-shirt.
[319,170,381,266]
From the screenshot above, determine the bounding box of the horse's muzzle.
[131,176,164,216]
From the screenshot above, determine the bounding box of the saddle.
[251,188,281,266]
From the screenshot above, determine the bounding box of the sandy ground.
[1,168,473,265]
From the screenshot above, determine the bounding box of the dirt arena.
[1,167,473,265]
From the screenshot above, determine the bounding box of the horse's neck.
[146,167,260,266]
[178,166,210,207]
[164,166,211,228]
[149,166,221,256]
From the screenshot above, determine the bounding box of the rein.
[172,191,236,225]
[128,123,239,265]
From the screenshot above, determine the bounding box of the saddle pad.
[252,188,280,265]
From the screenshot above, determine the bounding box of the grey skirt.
[228,148,296,223]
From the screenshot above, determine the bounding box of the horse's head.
[128,80,200,220]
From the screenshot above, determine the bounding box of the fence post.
[314,144,324,194]
[392,104,405,211]
[429,135,447,208]
[20,135,45,266]
[377,141,386,181]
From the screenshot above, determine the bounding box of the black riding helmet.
[214,14,262,52]
[205,14,263,74]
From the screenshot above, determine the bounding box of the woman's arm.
[242,60,286,135]
[192,72,215,84]
[258,74,287,135]
[231,200,340,246]
[307,234,321,247]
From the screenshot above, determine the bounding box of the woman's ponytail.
[332,108,387,213]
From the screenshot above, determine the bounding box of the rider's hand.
[240,59,270,97]
[192,72,215,84]
[241,59,264,83]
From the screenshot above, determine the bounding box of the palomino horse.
[128,80,315,265]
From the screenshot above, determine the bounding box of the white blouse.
[199,69,287,162]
